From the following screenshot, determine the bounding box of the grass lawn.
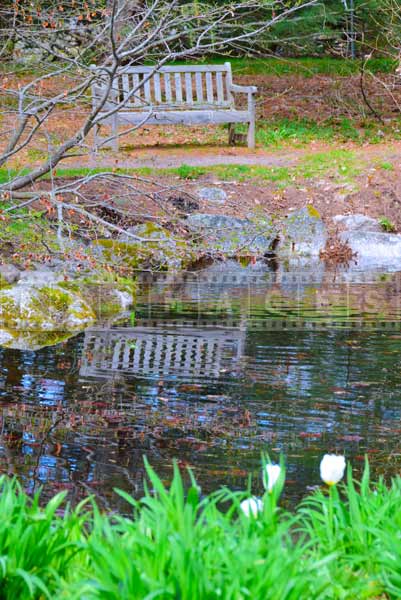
[177,56,397,77]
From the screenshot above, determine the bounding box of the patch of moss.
[93,228,194,271]
[306,204,321,219]
[93,239,150,270]
[58,280,81,293]
[32,287,71,313]
[0,277,13,289]
[0,296,18,328]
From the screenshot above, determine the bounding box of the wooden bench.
[91,62,257,150]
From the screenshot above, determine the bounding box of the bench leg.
[247,119,255,150]
[228,124,236,145]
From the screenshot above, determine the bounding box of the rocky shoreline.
[2,192,401,350]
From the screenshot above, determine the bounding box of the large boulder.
[186,214,278,256]
[277,206,327,257]
[95,222,194,270]
[333,214,381,233]
[0,283,96,349]
[339,231,401,270]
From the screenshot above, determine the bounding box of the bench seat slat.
[122,101,232,110]
[120,65,231,74]
[99,109,251,126]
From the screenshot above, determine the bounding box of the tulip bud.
[265,464,281,493]
[240,497,263,518]
[320,454,346,486]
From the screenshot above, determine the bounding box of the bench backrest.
[96,63,235,110]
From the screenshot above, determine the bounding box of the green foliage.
[0,477,87,599]
[378,216,396,232]
[0,462,400,598]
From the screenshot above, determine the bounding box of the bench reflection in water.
[80,321,246,380]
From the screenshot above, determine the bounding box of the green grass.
[0,460,400,599]
[171,149,361,183]
[179,56,397,77]
[249,117,401,147]
[0,148,361,189]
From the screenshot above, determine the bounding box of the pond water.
[1,261,401,510]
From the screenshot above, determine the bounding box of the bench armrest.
[229,83,257,94]
[229,83,257,119]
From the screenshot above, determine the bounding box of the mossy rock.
[0,283,96,342]
[93,223,195,271]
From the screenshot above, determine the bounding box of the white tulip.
[240,497,263,518]
[320,454,346,486]
[265,464,281,492]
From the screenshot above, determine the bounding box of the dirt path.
[65,146,300,170]
[63,141,401,171]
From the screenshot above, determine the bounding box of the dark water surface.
[1,262,401,509]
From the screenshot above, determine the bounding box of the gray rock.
[18,268,62,286]
[340,231,401,270]
[186,213,278,255]
[277,207,327,257]
[333,214,381,233]
[0,264,20,284]
[197,187,227,205]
